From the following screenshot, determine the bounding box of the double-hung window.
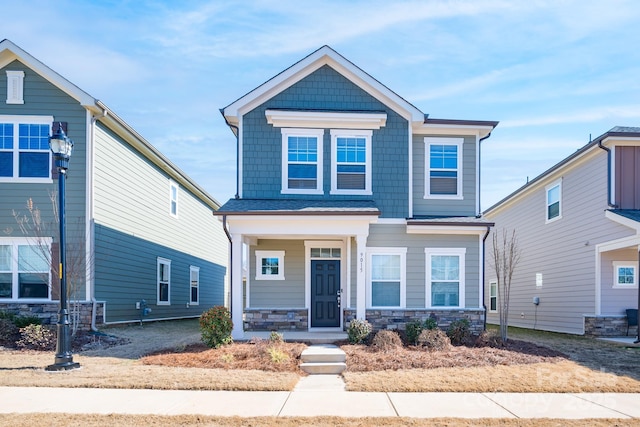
[425,248,466,308]
[489,280,498,312]
[281,128,324,194]
[0,116,53,182]
[425,137,463,199]
[190,266,200,304]
[169,180,179,217]
[0,239,51,300]
[546,180,562,222]
[157,258,171,305]
[331,129,372,195]
[367,248,406,308]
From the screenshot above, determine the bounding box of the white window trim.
[425,247,466,308]
[169,180,179,218]
[330,129,372,195]
[612,261,638,288]
[255,250,285,281]
[366,247,407,309]
[0,237,52,301]
[545,179,562,223]
[157,257,171,305]
[424,137,464,200]
[0,115,54,183]
[489,280,498,313]
[189,265,200,305]
[281,128,324,195]
[6,71,25,104]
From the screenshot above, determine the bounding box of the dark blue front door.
[311,260,340,327]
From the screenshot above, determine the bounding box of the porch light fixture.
[46,123,80,371]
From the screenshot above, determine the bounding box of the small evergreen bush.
[347,319,372,344]
[13,314,42,329]
[371,329,403,351]
[0,318,19,347]
[406,317,438,345]
[446,318,471,346]
[199,306,233,348]
[16,324,56,350]
[417,328,451,351]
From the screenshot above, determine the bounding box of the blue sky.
[4,0,640,208]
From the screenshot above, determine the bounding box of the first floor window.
[613,262,637,288]
[190,266,199,304]
[0,240,51,300]
[0,116,53,181]
[368,248,406,308]
[255,250,285,280]
[426,248,466,308]
[157,258,171,305]
[489,280,497,312]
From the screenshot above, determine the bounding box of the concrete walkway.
[1,384,638,419]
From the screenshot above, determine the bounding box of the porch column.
[231,232,244,340]
[356,234,367,320]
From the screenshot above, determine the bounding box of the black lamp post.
[46,123,80,371]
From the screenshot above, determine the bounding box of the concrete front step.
[300,344,347,374]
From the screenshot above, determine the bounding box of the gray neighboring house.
[484,127,640,336]
[216,46,498,339]
[0,39,228,329]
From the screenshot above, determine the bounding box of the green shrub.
[446,318,471,346]
[16,324,56,351]
[347,319,372,344]
[406,318,438,345]
[13,314,42,329]
[424,317,438,330]
[475,329,503,347]
[199,306,233,348]
[371,329,403,351]
[0,310,17,322]
[0,318,19,347]
[417,328,451,351]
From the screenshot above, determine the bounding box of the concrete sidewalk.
[1,384,638,419]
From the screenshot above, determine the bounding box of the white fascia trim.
[267,110,387,130]
[406,225,488,236]
[414,123,494,138]
[596,234,640,253]
[605,210,640,232]
[226,215,376,237]
[376,218,407,225]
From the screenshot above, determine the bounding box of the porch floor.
[240,330,347,344]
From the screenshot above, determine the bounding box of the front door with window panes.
[310,248,341,328]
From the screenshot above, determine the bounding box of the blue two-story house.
[217,46,497,339]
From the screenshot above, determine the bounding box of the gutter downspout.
[89,108,108,332]
[220,110,240,199]
[221,215,233,315]
[598,140,617,208]
[482,225,492,331]
[477,132,493,218]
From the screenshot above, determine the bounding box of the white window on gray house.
[6,71,25,104]
[281,128,324,194]
[545,180,562,222]
[613,262,637,288]
[367,248,406,308]
[426,248,466,308]
[190,265,199,304]
[330,129,372,195]
[157,258,171,305]
[425,137,463,199]
[0,240,51,300]
[169,181,178,217]
[489,280,498,312]
[255,250,285,280]
[0,116,53,182]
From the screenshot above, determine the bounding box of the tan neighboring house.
[483,126,640,336]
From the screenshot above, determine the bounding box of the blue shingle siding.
[94,224,226,323]
[241,65,409,218]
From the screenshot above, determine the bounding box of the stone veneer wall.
[0,302,104,330]
[344,308,485,334]
[584,315,635,337]
[244,308,308,331]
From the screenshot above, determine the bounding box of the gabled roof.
[215,198,380,216]
[0,39,220,210]
[484,126,640,215]
[221,45,425,126]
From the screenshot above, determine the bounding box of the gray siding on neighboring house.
[0,59,88,300]
[485,151,635,334]
[241,65,410,218]
[249,239,305,308]
[412,134,478,217]
[94,224,225,323]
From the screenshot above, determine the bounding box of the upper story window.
[6,71,25,104]
[169,180,179,217]
[425,137,463,199]
[281,128,324,194]
[613,261,637,288]
[330,129,372,195]
[0,239,51,300]
[0,116,53,182]
[545,180,562,222]
[425,248,466,308]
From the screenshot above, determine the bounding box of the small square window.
[255,250,285,280]
[613,262,637,288]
